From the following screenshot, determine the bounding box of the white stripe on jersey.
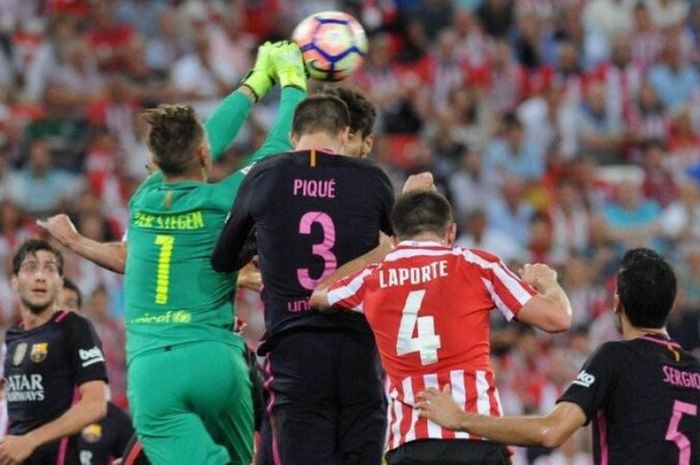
[402,377,417,443]
[390,388,403,450]
[480,277,515,320]
[385,248,453,262]
[494,387,504,416]
[476,370,491,415]
[462,249,533,306]
[423,373,442,439]
[450,370,470,440]
[387,370,504,450]
[380,245,532,318]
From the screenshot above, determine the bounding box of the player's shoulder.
[249,152,296,172]
[54,310,94,334]
[456,247,507,269]
[587,340,632,367]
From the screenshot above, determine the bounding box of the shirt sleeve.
[211,164,259,272]
[557,342,618,424]
[467,248,536,320]
[326,266,375,313]
[65,315,108,386]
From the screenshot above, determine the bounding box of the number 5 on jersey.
[396,290,442,365]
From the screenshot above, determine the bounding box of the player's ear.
[340,127,350,146]
[10,275,18,291]
[362,133,374,157]
[196,144,210,168]
[446,223,457,246]
[613,292,622,315]
[290,131,299,147]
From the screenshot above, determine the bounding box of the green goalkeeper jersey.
[124,88,305,362]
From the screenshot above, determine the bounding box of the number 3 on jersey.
[396,290,442,365]
[297,212,337,290]
[154,235,174,304]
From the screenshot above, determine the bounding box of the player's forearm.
[311,238,390,309]
[242,87,306,167]
[519,280,572,333]
[456,413,562,448]
[536,282,573,332]
[26,390,107,447]
[204,88,255,161]
[65,237,127,274]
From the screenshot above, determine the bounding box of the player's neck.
[404,233,447,245]
[163,169,206,184]
[620,314,669,340]
[20,305,57,330]
[294,134,344,155]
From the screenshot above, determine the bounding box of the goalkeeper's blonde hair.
[141,105,205,176]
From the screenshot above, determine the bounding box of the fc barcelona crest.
[12,343,27,366]
[30,343,48,363]
[81,424,102,443]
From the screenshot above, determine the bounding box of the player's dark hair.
[12,239,64,276]
[392,190,453,240]
[617,248,677,328]
[321,87,376,136]
[141,105,205,176]
[62,277,82,309]
[292,95,351,137]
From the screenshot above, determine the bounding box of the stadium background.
[2,0,700,463]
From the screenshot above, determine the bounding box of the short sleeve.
[557,342,618,424]
[65,315,108,386]
[465,249,536,320]
[326,266,376,313]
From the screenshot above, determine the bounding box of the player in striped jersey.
[418,248,700,465]
[310,190,573,465]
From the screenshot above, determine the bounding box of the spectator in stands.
[486,173,535,246]
[577,82,626,165]
[583,0,635,42]
[602,171,664,252]
[7,140,82,215]
[648,37,700,110]
[82,286,127,406]
[456,208,523,263]
[484,112,545,181]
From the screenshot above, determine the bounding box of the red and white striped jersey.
[327,241,536,450]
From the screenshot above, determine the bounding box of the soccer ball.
[292,11,368,82]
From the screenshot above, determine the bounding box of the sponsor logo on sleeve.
[572,370,596,388]
[79,347,105,367]
[12,343,27,366]
[30,343,48,363]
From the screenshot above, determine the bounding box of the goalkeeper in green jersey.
[39,41,308,465]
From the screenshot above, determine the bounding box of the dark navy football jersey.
[77,401,134,465]
[4,310,108,465]
[212,150,394,352]
[558,334,700,465]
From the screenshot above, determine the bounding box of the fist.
[36,214,79,246]
[402,172,436,194]
[519,263,557,291]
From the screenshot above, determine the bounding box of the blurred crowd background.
[3,0,700,463]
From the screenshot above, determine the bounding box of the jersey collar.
[396,240,450,249]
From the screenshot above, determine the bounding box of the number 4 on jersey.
[396,290,441,365]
